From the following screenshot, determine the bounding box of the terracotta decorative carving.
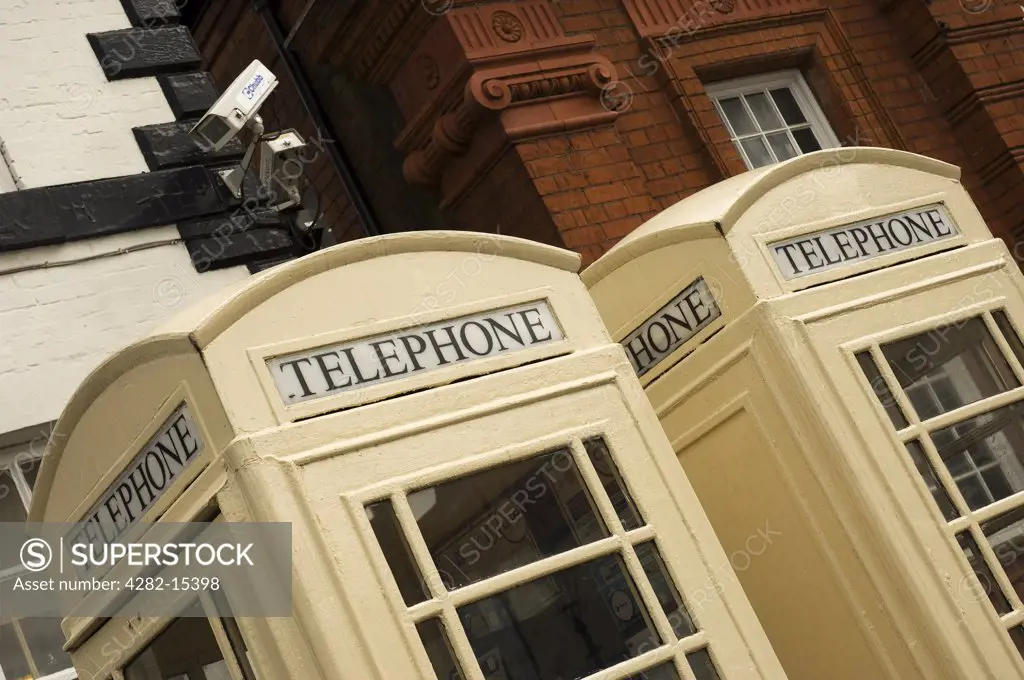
[403,55,618,186]
[491,10,525,42]
[417,55,441,90]
[709,0,737,12]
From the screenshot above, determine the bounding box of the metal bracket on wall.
[0,138,25,191]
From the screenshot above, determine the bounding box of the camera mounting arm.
[217,115,265,201]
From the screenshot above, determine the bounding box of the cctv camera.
[189,59,278,151]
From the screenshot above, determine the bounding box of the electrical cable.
[0,238,185,276]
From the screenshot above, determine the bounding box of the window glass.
[0,469,27,522]
[0,623,32,680]
[718,98,756,136]
[856,351,909,428]
[930,401,1024,510]
[410,449,607,590]
[627,662,681,679]
[124,600,232,680]
[765,132,798,162]
[994,310,1024,368]
[708,72,836,169]
[957,531,1012,614]
[416,618,464,680]
[905,440,958,520]
[881,318,1019,419]
[791,128,821,153]
[635,542,696,639]
[739,138,773,168]
[687,648,723,680]
[1009,625,1024,659]
[18,618,69,677]
[456,554,660,680]
[982,506,1024,605]
[745,92,782,130]
[366,499,429,605]
[583,438,644,531]
[770,88,806,124]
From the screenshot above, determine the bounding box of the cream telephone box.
[583,147,1024,680]
[31,233,789,680]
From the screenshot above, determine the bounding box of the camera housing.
[189,60,278,151]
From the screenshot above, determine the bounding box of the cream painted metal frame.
[800,245,1024,666]
[345,392,733,680]
[32,232,790,680]
[583,148,1024,680]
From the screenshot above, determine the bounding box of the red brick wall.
[193,0,1024,267]
[519,0,1003,265]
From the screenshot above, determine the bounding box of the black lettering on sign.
[268,300,565,406]
[621,277,722,377]
[66,403,205,558]
[768,204,960,281]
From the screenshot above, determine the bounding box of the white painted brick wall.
[0,0,175,187]
[0,0,257,436]
[0,228,251,434]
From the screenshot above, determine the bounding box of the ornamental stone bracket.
[302,0,622,209]
[391,0,621,209]
[398,53,619,188]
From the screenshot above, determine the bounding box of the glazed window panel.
[366,499,430,605]
[880,317,1019,419]
[410,447,608,590]
[417,619,464,680]
[706,70,839,170]
[957,531,1012,614]
[904,440,959,521]
[456,554,661,679]
[364,435,720,680]
[930,401,1024,510]
[858,308,1024,652]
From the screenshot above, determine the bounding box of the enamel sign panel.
[268,300,564,406]
[769,204,959,280]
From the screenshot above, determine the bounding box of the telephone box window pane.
[124,600,231,679]
[994,311,1024,367]
[584,437,645,530]
[635,542,697,638]
[626,662,681,679]
[956,531,1012,614]
[881,318,1019,419]
[456,554,661,679]
[0,622,32,680]
[411,448,608,590]
[1008,625,1024,659]
[365,500,429,606]
[856,352,909,428]
[905,440,958,520]
[687,648,723,680]
[982,506,1024,606]
[19,617,70,676]
[416,618,464,680]
[930,401,1024,510]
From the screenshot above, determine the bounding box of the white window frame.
[0,434,78,680]
[705,69,841,170]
